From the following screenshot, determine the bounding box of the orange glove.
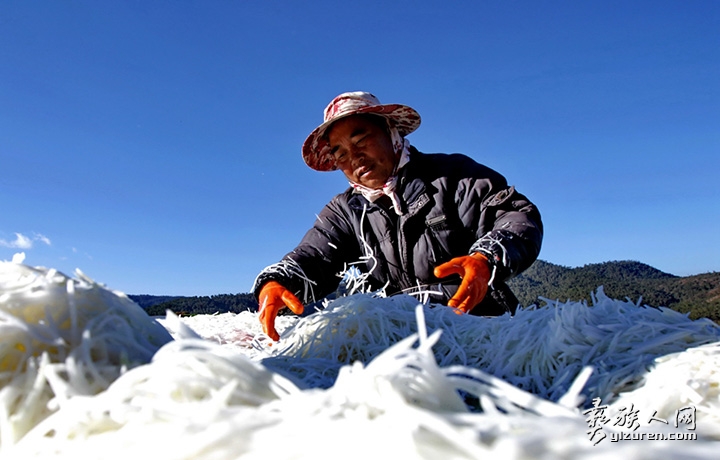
[258,281,304,341]
[433,252,492,314]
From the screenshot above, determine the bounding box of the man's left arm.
[432,154,543,313]
[469,184,543,283]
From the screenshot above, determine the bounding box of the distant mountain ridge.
[129,293,258,317]
[130,260,720,322]
[127,294,181,309]
[507,260,720,321]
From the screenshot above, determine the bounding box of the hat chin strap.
[350,127,411,215]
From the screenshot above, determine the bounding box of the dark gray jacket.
[253,148,543,315]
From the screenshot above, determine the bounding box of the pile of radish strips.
[0,259,173,448]
[2,260,719,459]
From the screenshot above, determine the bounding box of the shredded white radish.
[2,261,719,459]
[0,261,172,446]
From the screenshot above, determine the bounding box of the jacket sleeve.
[456,159,543,282]
[252,195,361,304]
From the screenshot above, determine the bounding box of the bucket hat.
[302,91,421,171]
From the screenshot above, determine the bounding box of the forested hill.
[130,260,720,322]
[129,293,258,317]
[507,260,720,321]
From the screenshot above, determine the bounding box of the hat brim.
[302,104,421,172]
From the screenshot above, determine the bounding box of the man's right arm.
[251,196,360,306]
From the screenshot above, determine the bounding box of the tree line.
[130,293,258,317]
[506,260,720,322]
[130,260,720,322]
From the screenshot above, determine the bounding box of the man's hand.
[258,281,304,341]
[433,252,492,314]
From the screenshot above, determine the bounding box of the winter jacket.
[252,148,543,315]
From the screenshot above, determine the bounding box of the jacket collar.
[347,147,430,217]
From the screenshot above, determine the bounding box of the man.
[253,92,543,340]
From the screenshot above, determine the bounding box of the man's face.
[326,115,397,189]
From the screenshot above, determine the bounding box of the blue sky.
[2,1,718,296]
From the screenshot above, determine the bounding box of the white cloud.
[0,233,33,249]
[0,232,52,249]
[35,233,52,246]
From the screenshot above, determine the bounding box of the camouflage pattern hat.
[302,91,421,171]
